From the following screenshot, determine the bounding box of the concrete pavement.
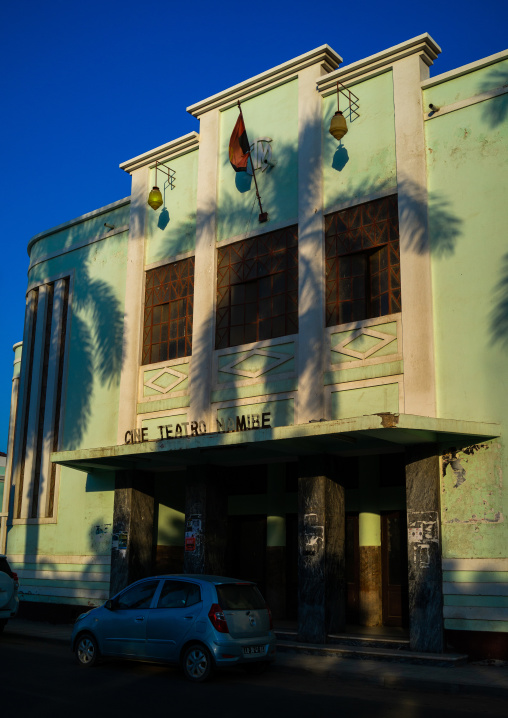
[2,617,507,697]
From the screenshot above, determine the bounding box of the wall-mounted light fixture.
[148,160,176,210]
[329,81,360,141]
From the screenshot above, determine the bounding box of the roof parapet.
[317,33,441,93]
[187,45,342,118]
[120,132,200,174]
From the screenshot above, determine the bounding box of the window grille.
[325,195,401,326]
[143,258,195,365]
[216,226,298,349]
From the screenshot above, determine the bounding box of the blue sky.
[0,0,506,450]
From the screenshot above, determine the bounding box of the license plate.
[242,645,265,655]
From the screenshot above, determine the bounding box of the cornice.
[317,34,441,94]
[27,197,131,255]
[120,132,200,174]
[187,45,342,118]
[421,48,508,89]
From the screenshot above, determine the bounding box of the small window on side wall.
[325,195,401,327]
[143,258,195,365]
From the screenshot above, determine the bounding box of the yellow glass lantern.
[148,186,163,210]
[329,111,348,141]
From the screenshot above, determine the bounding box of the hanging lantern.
[148,186,163,210]
[329,111,348,141]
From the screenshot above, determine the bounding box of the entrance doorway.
[346,510,408,627]
[226,515,267,597]
[381,511,409,627]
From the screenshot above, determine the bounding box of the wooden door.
[381,511,409,627]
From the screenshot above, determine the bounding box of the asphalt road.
[0,634,506,718]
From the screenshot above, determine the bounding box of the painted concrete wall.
[8,203,129,605]
[323,71,397,210]
[145,149,198,266]
[217,80,299,242]
[425,57,508,633]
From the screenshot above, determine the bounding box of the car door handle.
[184,616,194,620]
[134,616,145,622]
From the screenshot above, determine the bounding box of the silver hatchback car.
[71,575,276,681]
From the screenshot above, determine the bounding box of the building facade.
[2,34,508,657]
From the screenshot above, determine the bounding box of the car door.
[145,580,203,661]
[100,579,161,657]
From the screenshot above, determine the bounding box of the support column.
[298,456,345,643]
[358,456,382,626]
[405,446,444,652]
[110,472,155,596]
[189,109,219,430]
[266,465,286,619]
[184,466,227,575]
[393,53,436,417]
[116,165,150,444]
[296,65,328,423]
[359,513,382,626]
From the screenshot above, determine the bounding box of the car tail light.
[12,572,19,588]
[265,603,273,630]
[208,603,229,633]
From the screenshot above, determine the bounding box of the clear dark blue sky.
[1,0,506,449]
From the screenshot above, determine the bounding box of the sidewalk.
[3,618,508,697]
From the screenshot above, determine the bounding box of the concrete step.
[275,630,409,651]
[275,637,469,667]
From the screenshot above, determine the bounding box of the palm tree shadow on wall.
[481,65,508,129]
[64,261,126,450]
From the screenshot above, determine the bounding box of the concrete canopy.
[52,413,500,474]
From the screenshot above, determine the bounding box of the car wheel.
[75,632,99,667]
[241,661,270,675]
[182,643,213,682]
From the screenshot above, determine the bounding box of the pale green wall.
[426,61,508,633]
[145,150,198,265]
[217,80,298,241]
[29,230,129,451]
[28,202,130,265]
[323,71,397,210]
[217,398,294,428]
[155,472,185,547]
[424,59,508,109]
[331,382,399,420]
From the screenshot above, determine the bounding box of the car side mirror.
[105,599,115,611]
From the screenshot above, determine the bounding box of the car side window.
[156,580,201,609]
[116,580,160,610]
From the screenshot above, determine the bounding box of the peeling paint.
[376,412,399,428]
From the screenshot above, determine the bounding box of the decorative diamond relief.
[144,367,187,394]
[220,349,292,379]
[333,328,396,361]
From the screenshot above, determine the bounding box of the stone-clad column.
[298,456,345,642]
[110,471,155,596]
[405,446,444,652]
[184,465,227,575]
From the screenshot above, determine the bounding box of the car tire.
[241,661,270,675]
[182,643,214,683]
[75,632,100,667]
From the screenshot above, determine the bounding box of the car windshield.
[216,583,265,610]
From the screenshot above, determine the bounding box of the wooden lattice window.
[325,195,401,326]
[216,226,298,349]
[143,258,194,365]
